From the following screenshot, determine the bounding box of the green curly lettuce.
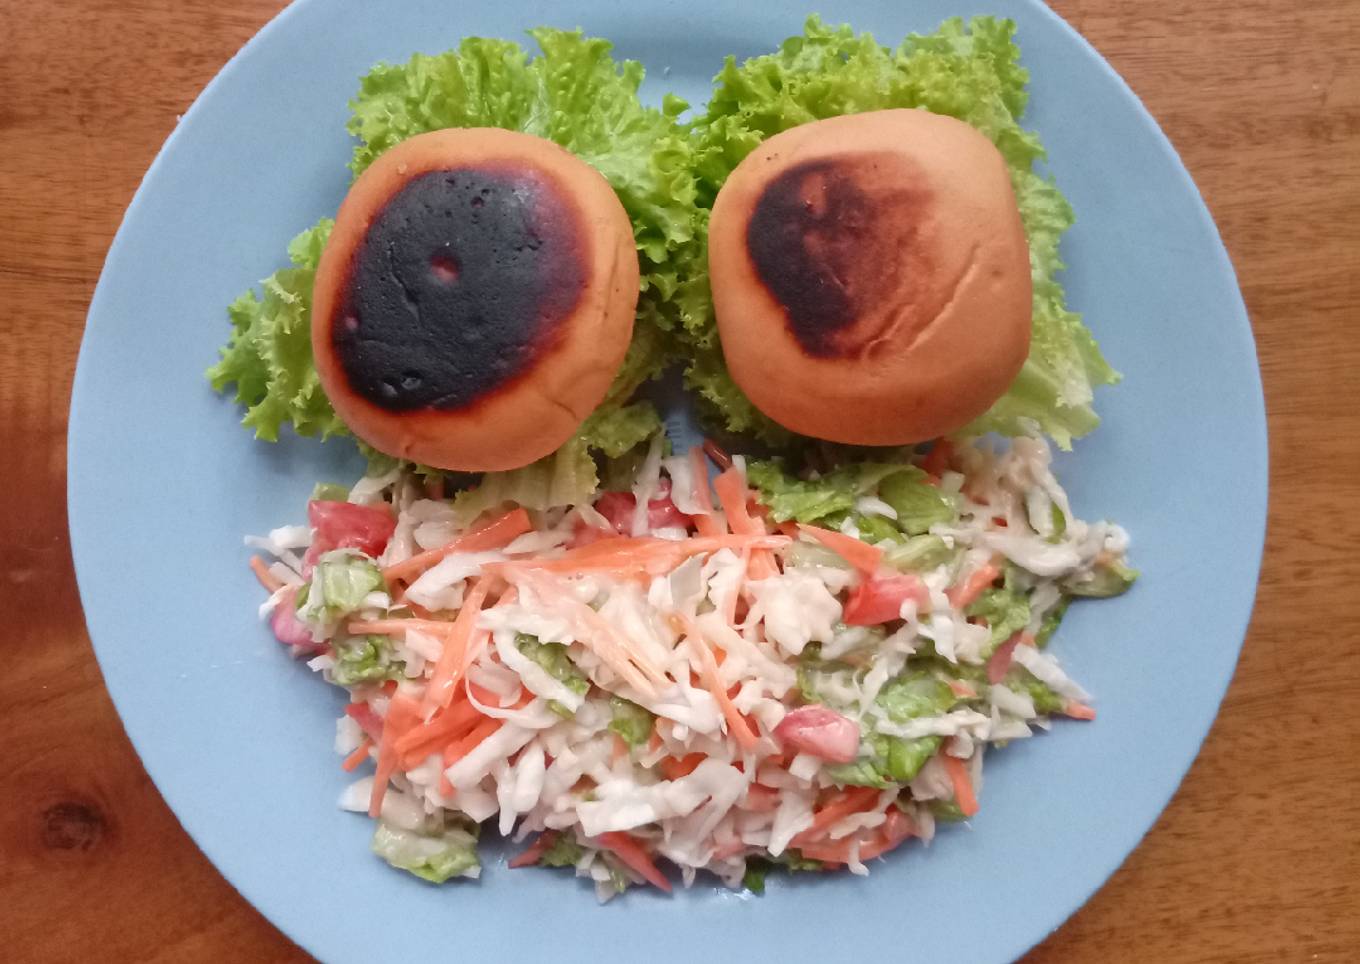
[206,221,340,441]
[685,16,1119,449]
[207,29,698,487]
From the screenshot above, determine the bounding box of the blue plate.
[68,0,1266,960]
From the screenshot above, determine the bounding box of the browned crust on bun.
[708,109,1032,445]
[312,127,638,471]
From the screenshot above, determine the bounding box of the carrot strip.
[790,787,880,847]
[341,738,373,772]
[789,839,852,864]
[798,524,884,576]
[503,569,666,696]
[659,753,706,781]
[713,469,778,579]
[1062,701,1097,721]
[940,752,979,817]
[442,716,502,769]
[508,831,559,869]
[421,580,490,715]
[598,832,672,892]
[714,469,759,534]
[490,533,787,579]
[346,618,457,636]
[801,814,914,864]
[742,784,781,813]
[396,703,482,769]
[677,615,759,752]
[381,507,531,584]
[249,556,285,593]
[946,562,1002,610]
[948,680,978,700]
[369,695,421,818]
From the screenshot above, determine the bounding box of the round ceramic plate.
[69,0,1266,960]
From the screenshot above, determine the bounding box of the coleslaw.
[247,432,1134,897]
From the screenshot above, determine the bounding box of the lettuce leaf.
[746,459,909,524]
[966,587,1032,656]
[206,221,341,442]
[686,16,1119,449]
[208,30,695,487]
[607,697,656,748]
[371,818,480,883]
[331,635,405,686]
[538,834,584,868]
[877,469,956,534]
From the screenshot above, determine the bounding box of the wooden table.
[3,0,1356,960]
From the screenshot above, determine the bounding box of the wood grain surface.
[2,0,1356,960]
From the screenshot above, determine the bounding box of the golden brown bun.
[708,109,1032,445]
[312,127,638,471]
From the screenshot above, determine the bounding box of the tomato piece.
[593,478,693,535]
[773,705,860,763]
[843,574,929,626]
[594,491,636,533]
[270,587,321,653]
[308,500,396,555]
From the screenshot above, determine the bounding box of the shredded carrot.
[742,784,781,813]
[443,716,502,769]
[345,617,458,637]
[791,838,855,864]
[341,738,373,772]
[502,568,666,697]
[369,695,421,817]
[802,819,914,864]
[713,469,778,579]
[948,680,978,700]
[676,615,759,752]
[611,734,629,764]
[659,753,706,780]
[396,700,482,769]
[491,532,787,580]
[249,555,285,593]
[946,562,1002,610]
[713,469,759,534]
[798,524,884,576]
[598,832,672,892]
[940,752,979,817]
[421,580,490,715]
[790,787,880,847]
[508,831,558,869]
[381,507,531,584]
[1062,701,1097,721]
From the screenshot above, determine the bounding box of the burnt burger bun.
[708,109,1032,445]
[312,127,638,471]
